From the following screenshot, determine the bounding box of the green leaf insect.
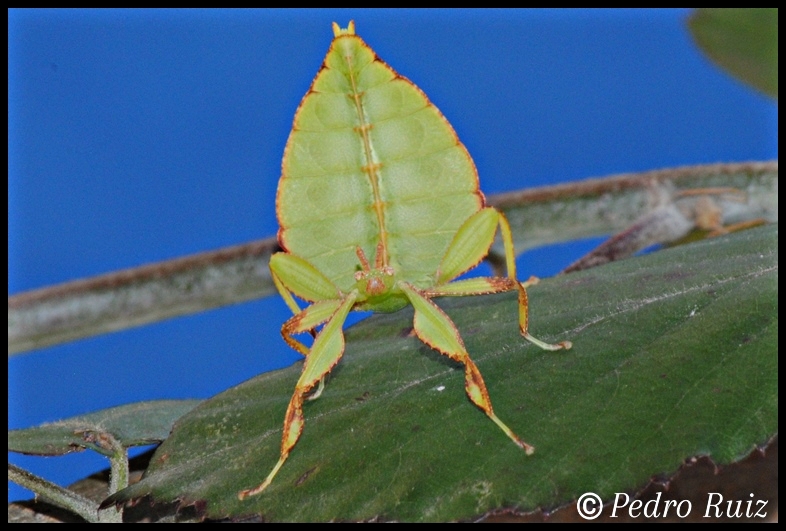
[238,21,572,500]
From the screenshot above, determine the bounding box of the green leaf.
[688,8,778,99]
[8,400,201,457]
[108,225,777,521]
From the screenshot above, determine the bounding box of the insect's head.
[354,245,395,297]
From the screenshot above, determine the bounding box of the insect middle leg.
[270,254,347,397]
[431,208,571,351]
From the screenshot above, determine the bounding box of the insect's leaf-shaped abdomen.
[278,33,483,292]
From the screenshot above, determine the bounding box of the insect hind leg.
[496,212,572,351]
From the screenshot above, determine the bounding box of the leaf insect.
[239,21,571,499]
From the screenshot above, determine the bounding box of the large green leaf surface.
[108,225,777,521]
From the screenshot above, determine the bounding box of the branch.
[8,161,777,356]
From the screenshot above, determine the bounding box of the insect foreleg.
[238,291,358,499]
[399,282,534,453]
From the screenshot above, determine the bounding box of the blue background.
[8,9,777,503]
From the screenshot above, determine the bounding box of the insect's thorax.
[354,282,410,313]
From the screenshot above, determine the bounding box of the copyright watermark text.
[576,492,768,520]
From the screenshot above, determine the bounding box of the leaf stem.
[7,463,122,523]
